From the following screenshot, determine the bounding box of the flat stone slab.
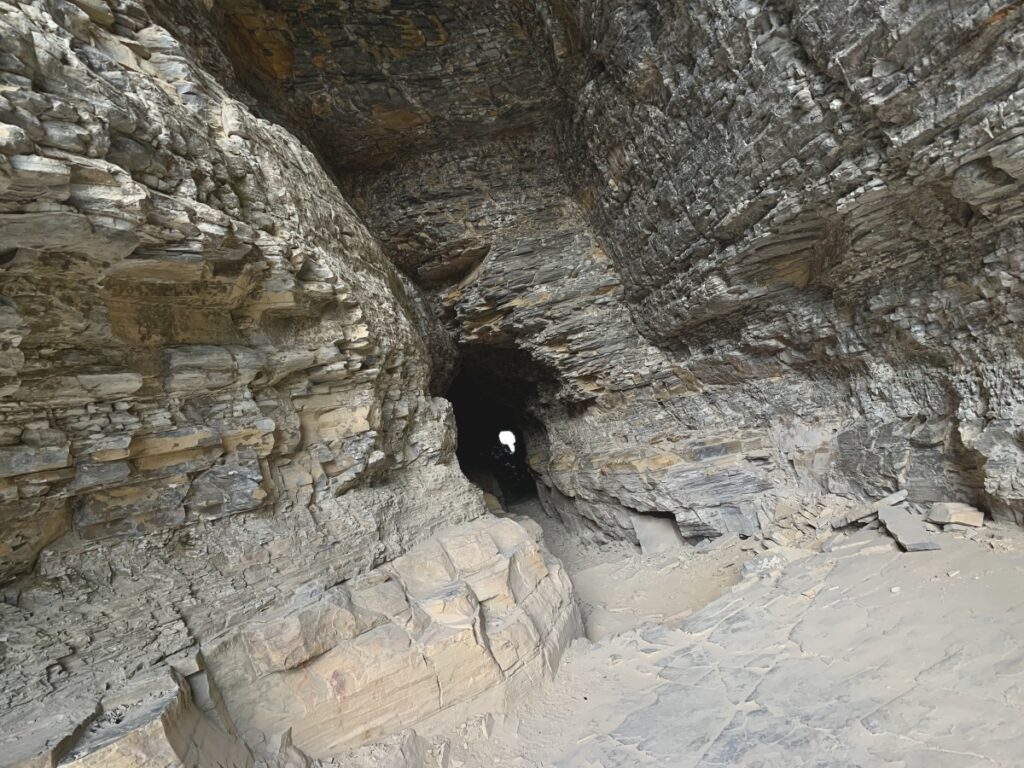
[928,502,985,527]
[833,490,909,528]
[832,508,878,528]
[878,505,941,552]
[821,528,897,556]
[632,513,687,555]
[871,489,909,510]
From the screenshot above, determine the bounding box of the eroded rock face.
[0,1,577,764]
[0,0,462,581]
[205,516,579,758]
[209,0,565,170]
[3,0,1024,764]
[209,0,1024,538]
[562,0,1024,527]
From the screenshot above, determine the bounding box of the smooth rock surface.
[204,517,580,758]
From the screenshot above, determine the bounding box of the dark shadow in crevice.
[446,344,554,505]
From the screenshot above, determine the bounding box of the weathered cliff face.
[214,0,1024,542]
[563,0,1024,528]
[2,0,1024,764]
[0,2,577,765]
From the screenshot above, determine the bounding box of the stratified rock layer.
[562,0,1024,528]
[205,517,578,758]
[219,0,1024,543]
[3,0,1024,764]
[332,1,1024,538]
[0,1,577,764]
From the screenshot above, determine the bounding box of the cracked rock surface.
[190,0,1024,543]
[0,1,576,764]
[439,526,1024,767]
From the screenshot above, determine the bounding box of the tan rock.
[67,0,115,27]
[75,373,143,399]
[63,678,252,768]
[243,588,367,674]
[928,502,985,528]
[203,518,579,758]
[129,426,219,458]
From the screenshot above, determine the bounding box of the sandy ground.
[336,507,1024,768]
[506,498,752,641]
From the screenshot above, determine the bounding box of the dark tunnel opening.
[446,345,552,506]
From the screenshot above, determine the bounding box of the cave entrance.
[446,345,549,506]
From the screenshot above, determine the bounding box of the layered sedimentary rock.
[205,517,578,758]
[0,1,576,765]
[561,0,1024,528]
[3,0,1024,764]
[203,0,1024,538]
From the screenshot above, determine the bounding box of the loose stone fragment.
[878,506,941,552]
[871,490,909,510]
[632,513,688,556]
[928,502,985,528]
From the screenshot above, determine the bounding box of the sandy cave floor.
[506,499,752,642]
[391,507,1024,768]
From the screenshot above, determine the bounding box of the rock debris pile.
[827,488,991,552]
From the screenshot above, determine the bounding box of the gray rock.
[872,490,909,510]
[878,506,941,552]
[2,0,1023,764]
[0,445,70,479]
[631,513,688,556]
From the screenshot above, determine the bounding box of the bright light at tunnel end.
[498,430,516,453]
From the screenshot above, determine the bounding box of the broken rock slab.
[928,502,985,528]
[631,513,688,556]
[821,528,898,557]
[202,516,581,759]
[832,490,910,529]
[872,489,909,509]
[878,506,941,552]
[11,671,253,768]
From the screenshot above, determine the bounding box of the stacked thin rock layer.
[2,0,1024,765]
[314,0,1023,540]
[561,0,1024,528]
[0,1,577,765]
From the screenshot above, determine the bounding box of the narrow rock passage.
[428,525,1024,768]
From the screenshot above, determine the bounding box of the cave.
[2,2,1024,767]
[446,345,547,506]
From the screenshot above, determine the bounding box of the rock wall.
[204,516,578,759]
[3,0,1024,763]
[561,0,1024,524]
[0,1,577,765]
[178,0,1024,545]
[352,133,778,542]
